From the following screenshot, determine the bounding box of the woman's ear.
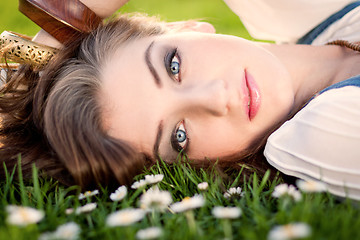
[166,21,216,33]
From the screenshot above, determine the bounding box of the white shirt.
[265,86,360,200]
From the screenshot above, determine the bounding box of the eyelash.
[165,47,188,153]
[171,120,189,153]
[165,48,181,83]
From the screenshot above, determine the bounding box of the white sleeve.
[223,0,355,43]
[264,86,360,200]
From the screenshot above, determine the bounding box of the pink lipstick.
[244,70,260,120]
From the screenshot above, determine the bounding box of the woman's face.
[101,31,294,162]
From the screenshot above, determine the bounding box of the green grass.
[0,159,360,240]
[1,1,360,239]
[0,0,253,39]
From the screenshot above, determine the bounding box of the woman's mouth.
[244,69,261,120]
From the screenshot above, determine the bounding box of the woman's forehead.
[100,38,162,156]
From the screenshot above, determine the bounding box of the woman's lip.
[244,70,261,120]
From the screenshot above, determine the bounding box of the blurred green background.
[0,0,253,39]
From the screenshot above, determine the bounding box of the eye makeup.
[171,120,189,153]
[162,47,189,154]
[164,47,182,83]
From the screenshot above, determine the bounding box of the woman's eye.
[170,56,180,76]
[171,120,188,153]
[165,48,181,82]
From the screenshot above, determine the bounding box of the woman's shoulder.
[264,75,360,200]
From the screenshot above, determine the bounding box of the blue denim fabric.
[305,75,360,106]
[319,74,360,94]
[297,1,360,44]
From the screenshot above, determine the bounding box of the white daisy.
[272,184,289,197]
[131,179,148,189]
[268,222,311,240]
[197,182,209,191]
[66,203,97,215]
[296,179,327,193]
[65,208,74,215]
[75,203,97,214]
[106,208,145,227]
[144,174,164,185]
[170,194,205,213]
[110,186,127,202]
[39,222,81,240]
[53,222,81,240]
[272,184,302,202]
[136,227,163,239]
[224,187,244,199]
[212,206,242,219]
[38,232,53,240]
[140,187,172,211]
[287,186,302,202]
[78,190,99,200]
[6,205,44,226]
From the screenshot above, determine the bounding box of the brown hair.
[0,15,166,189]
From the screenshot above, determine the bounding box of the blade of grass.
[32,164,43,209]
[17,154,28,205]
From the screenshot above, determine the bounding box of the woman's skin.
[100,29,360,162]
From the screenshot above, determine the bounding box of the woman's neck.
[261,43,360,113]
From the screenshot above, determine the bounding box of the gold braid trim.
[0,31,58,68]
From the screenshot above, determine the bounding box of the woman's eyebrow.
[145,41,162,88]
[153,120,163,159]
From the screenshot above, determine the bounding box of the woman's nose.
[176,79,229,116]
